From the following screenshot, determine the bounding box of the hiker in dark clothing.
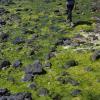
[66,0,75,26]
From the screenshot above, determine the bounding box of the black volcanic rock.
[0,88,10,96]
[0,32,9,42]
[0,60,11,69]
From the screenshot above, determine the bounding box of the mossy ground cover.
[0,0,100,100]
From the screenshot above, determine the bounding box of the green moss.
[0,0,100,99]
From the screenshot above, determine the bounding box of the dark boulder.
[0,60,11,69]
[91,50,100,61]
[0,19,6,26]
[24,60,46,75]
[22,74,34,82]
[0,32,9,42]
[0,88,10,96]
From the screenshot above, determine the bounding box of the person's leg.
[66,4,74,27]
[67,4,74,22]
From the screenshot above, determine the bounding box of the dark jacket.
[67,0,75,5]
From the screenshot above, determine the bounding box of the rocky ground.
[0,0,100,100]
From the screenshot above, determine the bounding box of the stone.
[0,0,12,4]
[0,19,6,26]
[84,67,93,72]
[0,8,6,15]
[13,92,32,100]
[24,60,46,75]
[0,92,32,100]
[91,50,100,61]
[12,37,25,44]
[60,71,69,76]
[56,77,65,84]
[0,32,9,42]
[64,60,78,69]
[71,89,81,96]
[28,82,37,90]
[22,74,34,82]
[38,88,49,96]
[0,88,10,96]
[12,60,22,68]
[45,62,52,68]
[0,60,11,69]
[55,37,72,46]
[66,78,80,86]
[46,52,55,60]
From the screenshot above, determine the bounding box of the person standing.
[66,0,75,27]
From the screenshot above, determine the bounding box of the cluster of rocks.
[0,59,22,70]
[0,88,32,100]
[22,60,46,82]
